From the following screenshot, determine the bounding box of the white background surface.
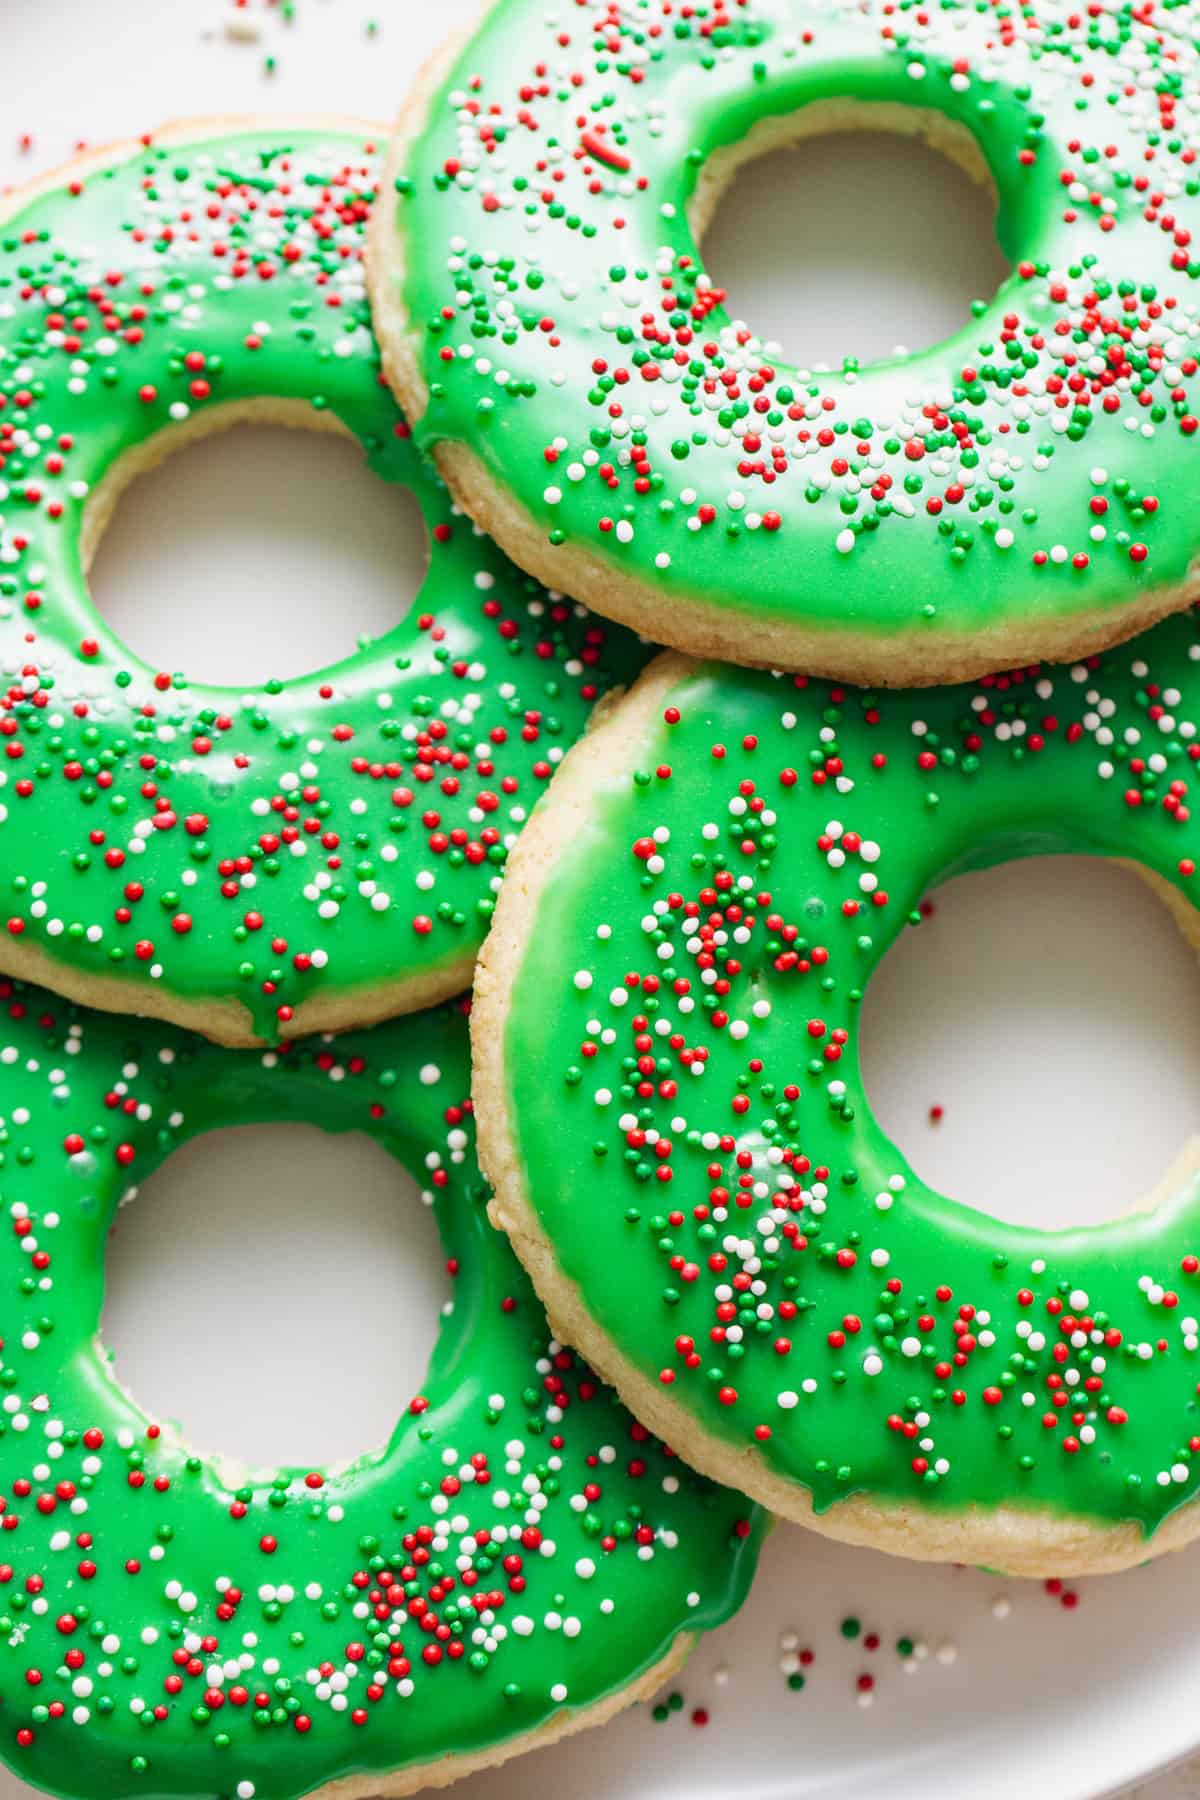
[5,4,1200,1797]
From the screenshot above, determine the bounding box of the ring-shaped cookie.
[374,0,1200,682]
[0,981,760,1799]
[0,120,643,1045]
[476,603,1200,1576]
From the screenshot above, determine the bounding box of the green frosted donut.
[375,0,1200,682]
[0,121,645,1047]
[0,979,760,1800]
[475,603,1200,1576]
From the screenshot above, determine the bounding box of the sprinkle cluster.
[397,0,1200,644]
[0,127,644,1038]
[0,981,758,1800]
[503,602,1200,1534]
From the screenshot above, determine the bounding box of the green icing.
[502,602,1200,1534]
[392,0,1200,655]
[0,127,646,1041]
[0,980,760,1800]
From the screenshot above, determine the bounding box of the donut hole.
[698,121,1009,368]
[859,856,1200,1230]
[101,1123,448,1470]
[89,420,429,685]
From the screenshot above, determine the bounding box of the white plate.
[457,1523,1200,1800]
[4,5,1200,1798]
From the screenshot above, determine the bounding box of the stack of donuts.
[2,2,1200,1795]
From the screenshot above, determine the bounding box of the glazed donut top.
[0,123,643,1043]
[0,981,760,1800]
[486,602,1200,1544]
[391,0,1200,674]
